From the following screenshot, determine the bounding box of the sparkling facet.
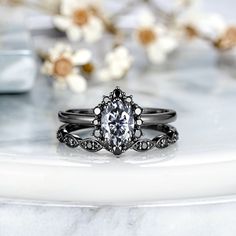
[101,99,134,151]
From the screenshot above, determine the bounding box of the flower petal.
[107,46,133,70]
[105,51,115,65]
[66,74,87,93]
[60,0,78,16]
[61,0,88,15]
[179,11,226,40]
[138,10,155,27]
[197,14,226,40]
[157,36,178,53]
[154,25,166,36]
[96,68,111,81]
[41,61,53,75]
[109,63,124,79]
[53,16,71,30]
[53,79,67,90]
[114,46,129,59]
[67,25,82,41]
[72,49,92,65]
[147,44,166,64]
[119,56,133,70]
[83,17,104,43]
[48,43,73,61]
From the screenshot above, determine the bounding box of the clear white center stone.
[101,99,134,152]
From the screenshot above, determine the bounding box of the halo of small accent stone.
[92,87,143,155]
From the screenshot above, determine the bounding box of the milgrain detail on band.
[56,123,179,155]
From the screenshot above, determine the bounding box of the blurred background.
[1,0,236,95]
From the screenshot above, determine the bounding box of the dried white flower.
[178,11,226,40]
[41,42,91,93]
[53,0,104,42]
[97,46,133,81]
[214,26,236,50]
[176,0,199,8]
[135,11,178,64]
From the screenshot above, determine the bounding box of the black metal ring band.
[57,87,178,155]
[58,108,177,126]
[57,124,179,154]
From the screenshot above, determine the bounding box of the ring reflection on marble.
[57,87,179,156]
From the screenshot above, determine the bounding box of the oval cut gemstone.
[101,99,135,154]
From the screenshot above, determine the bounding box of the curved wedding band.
[57,87,179,155]
[58,108,177,126]
[57,123,178,153]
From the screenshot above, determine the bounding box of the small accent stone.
[125,96,132,103]
[65,135,78,148]
[137,119,142,126]
[94,107,101,115]
[157,136,169,148]
[103,96,110,103]
[135,107,142,115]
[93,119,99,125]
[94,129,101,137]
[113,88,121,98]
[135,129,142,138]
[87,142,92,149]
[142,142,148,149]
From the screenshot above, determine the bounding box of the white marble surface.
[1,41,236,205]
[0,201,236,236]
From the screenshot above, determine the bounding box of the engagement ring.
[57,87,178,155]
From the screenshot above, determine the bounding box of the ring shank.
[57,123,178,154]
[58,108,177,125]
